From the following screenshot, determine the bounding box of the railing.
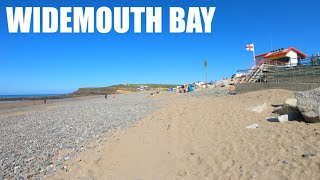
[241,59,288,83]
[266,65,320,84]
[235,56,320,84]
[299,55,320,66]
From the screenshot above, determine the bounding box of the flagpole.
[253,43,256,66]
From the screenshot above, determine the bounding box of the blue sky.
[0,0,319,94]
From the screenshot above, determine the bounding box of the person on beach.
[311,54,315,65]
[229,84,236,95]
[105,94,108,100]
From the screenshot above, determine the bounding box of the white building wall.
[286,51,298,66]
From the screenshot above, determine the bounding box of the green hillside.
[71,84,179,95]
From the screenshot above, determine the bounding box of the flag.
[246,43,254,52]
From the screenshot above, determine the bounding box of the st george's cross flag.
[246,43,254,52]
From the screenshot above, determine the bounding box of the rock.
[62,166,68,173]
[302,153,317,158]
[283,160,290,164]
[188,87,229,97]
[64,156,70,161]
[284,98,298,108]
[295,88,320,123]
[250,171,257,179]
[273,98,300,115]
[271,98,304,122]
[271,104,283,107]
[291,145,299,150]
[246,124,259,129]
[239,165,246,175]
[272,106,287,115]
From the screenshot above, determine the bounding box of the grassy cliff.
[71,84,178,95]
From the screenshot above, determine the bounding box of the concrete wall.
[236,83,320,94]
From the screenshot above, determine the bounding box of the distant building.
[137,85,148,91]
[255,47,308,66]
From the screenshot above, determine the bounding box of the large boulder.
[284,98,298,109]
[273,98,301,115]
[295,88,320,123]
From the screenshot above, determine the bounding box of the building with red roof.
[255,47,308,66]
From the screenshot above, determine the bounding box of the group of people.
[311,53,320,65]
[150,91,161,96]
[177,85,189,93]
[176,84,195,93]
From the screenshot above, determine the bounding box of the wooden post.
[204,60,208,88]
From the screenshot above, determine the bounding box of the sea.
[0,94,66,99]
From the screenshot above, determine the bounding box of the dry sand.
[52,89,320,180]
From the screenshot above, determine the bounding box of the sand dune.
[52,89,320,180]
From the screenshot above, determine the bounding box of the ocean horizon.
[0,94,66,99]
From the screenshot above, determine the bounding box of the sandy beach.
[47,89,320,179]
[2,0,320,179]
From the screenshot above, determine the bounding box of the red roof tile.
[255,47,307,59]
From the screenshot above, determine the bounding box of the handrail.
[236,57,320,84]
[238,65,320,84]
[242,58,299,83]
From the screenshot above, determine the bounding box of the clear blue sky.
[0,0,319,95]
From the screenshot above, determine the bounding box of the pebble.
[291,145,299,150]
[302,153,316,158]
[250,171,257,179]
[246,124,259,129]
[187,88,229,97]
[283,160,290,164]
[239,165,246,175]
[0,92,158,179]
[63,166,68,173]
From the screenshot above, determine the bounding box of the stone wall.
[235,83,320,94]
[215,79,232,87]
